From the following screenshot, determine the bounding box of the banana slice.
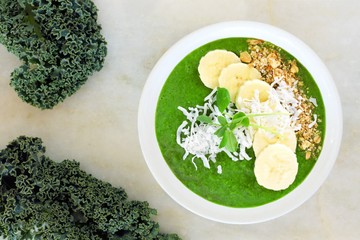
[218,63,262,102]
[198,50,240,89]
[254,143,298,191]
[252,128,297,157]
[235,79,271,109]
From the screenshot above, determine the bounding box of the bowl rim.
[138,21,342,224]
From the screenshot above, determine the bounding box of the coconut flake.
[217,165,222,174]
[308,114,318,128]
[176,89,254,169]
[309,97,318,107]
[270,79,303,131]
[176,79,303,171]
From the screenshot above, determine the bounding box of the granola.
[245,39,322,159]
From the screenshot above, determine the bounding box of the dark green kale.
[0,136,181,240]
[0,0,107,109]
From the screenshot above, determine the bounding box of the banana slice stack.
[218,63,262,102]
[198,49,261,101]
[198,49,299,191]
[253,129,298,191]
[198,50,240,89]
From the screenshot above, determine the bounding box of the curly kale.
[0,136,181,240]
[0,0,107,109]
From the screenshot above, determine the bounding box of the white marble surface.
[0,0,359,239]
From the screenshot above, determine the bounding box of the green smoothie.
[155,38,325,208]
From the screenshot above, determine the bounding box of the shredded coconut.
[270,77,303,131]
[176,77,305,170]
[176,90,253,168]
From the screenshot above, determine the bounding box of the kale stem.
[24,4,44,40]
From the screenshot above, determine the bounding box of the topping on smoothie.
[254,143,298,191]
[176,41,323,191]
[247,40,322,158]
[198,50,240,89]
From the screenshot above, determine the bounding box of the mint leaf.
[214,126,227,137]
[240,116,250,127]
[217,116,228,126]
[216,88,230,113]
[219,133,228,148]
[233,112,246,120]
[223,129,238,152]
[230,112,250,129]
[197,115,212,124]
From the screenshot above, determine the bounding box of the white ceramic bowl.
[138,21,342,224]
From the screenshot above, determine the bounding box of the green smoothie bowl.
[138,21,342,224]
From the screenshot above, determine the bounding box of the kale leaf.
[0,0,107,109]
[0,136,180,240]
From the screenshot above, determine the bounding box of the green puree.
[155,38,326,208]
